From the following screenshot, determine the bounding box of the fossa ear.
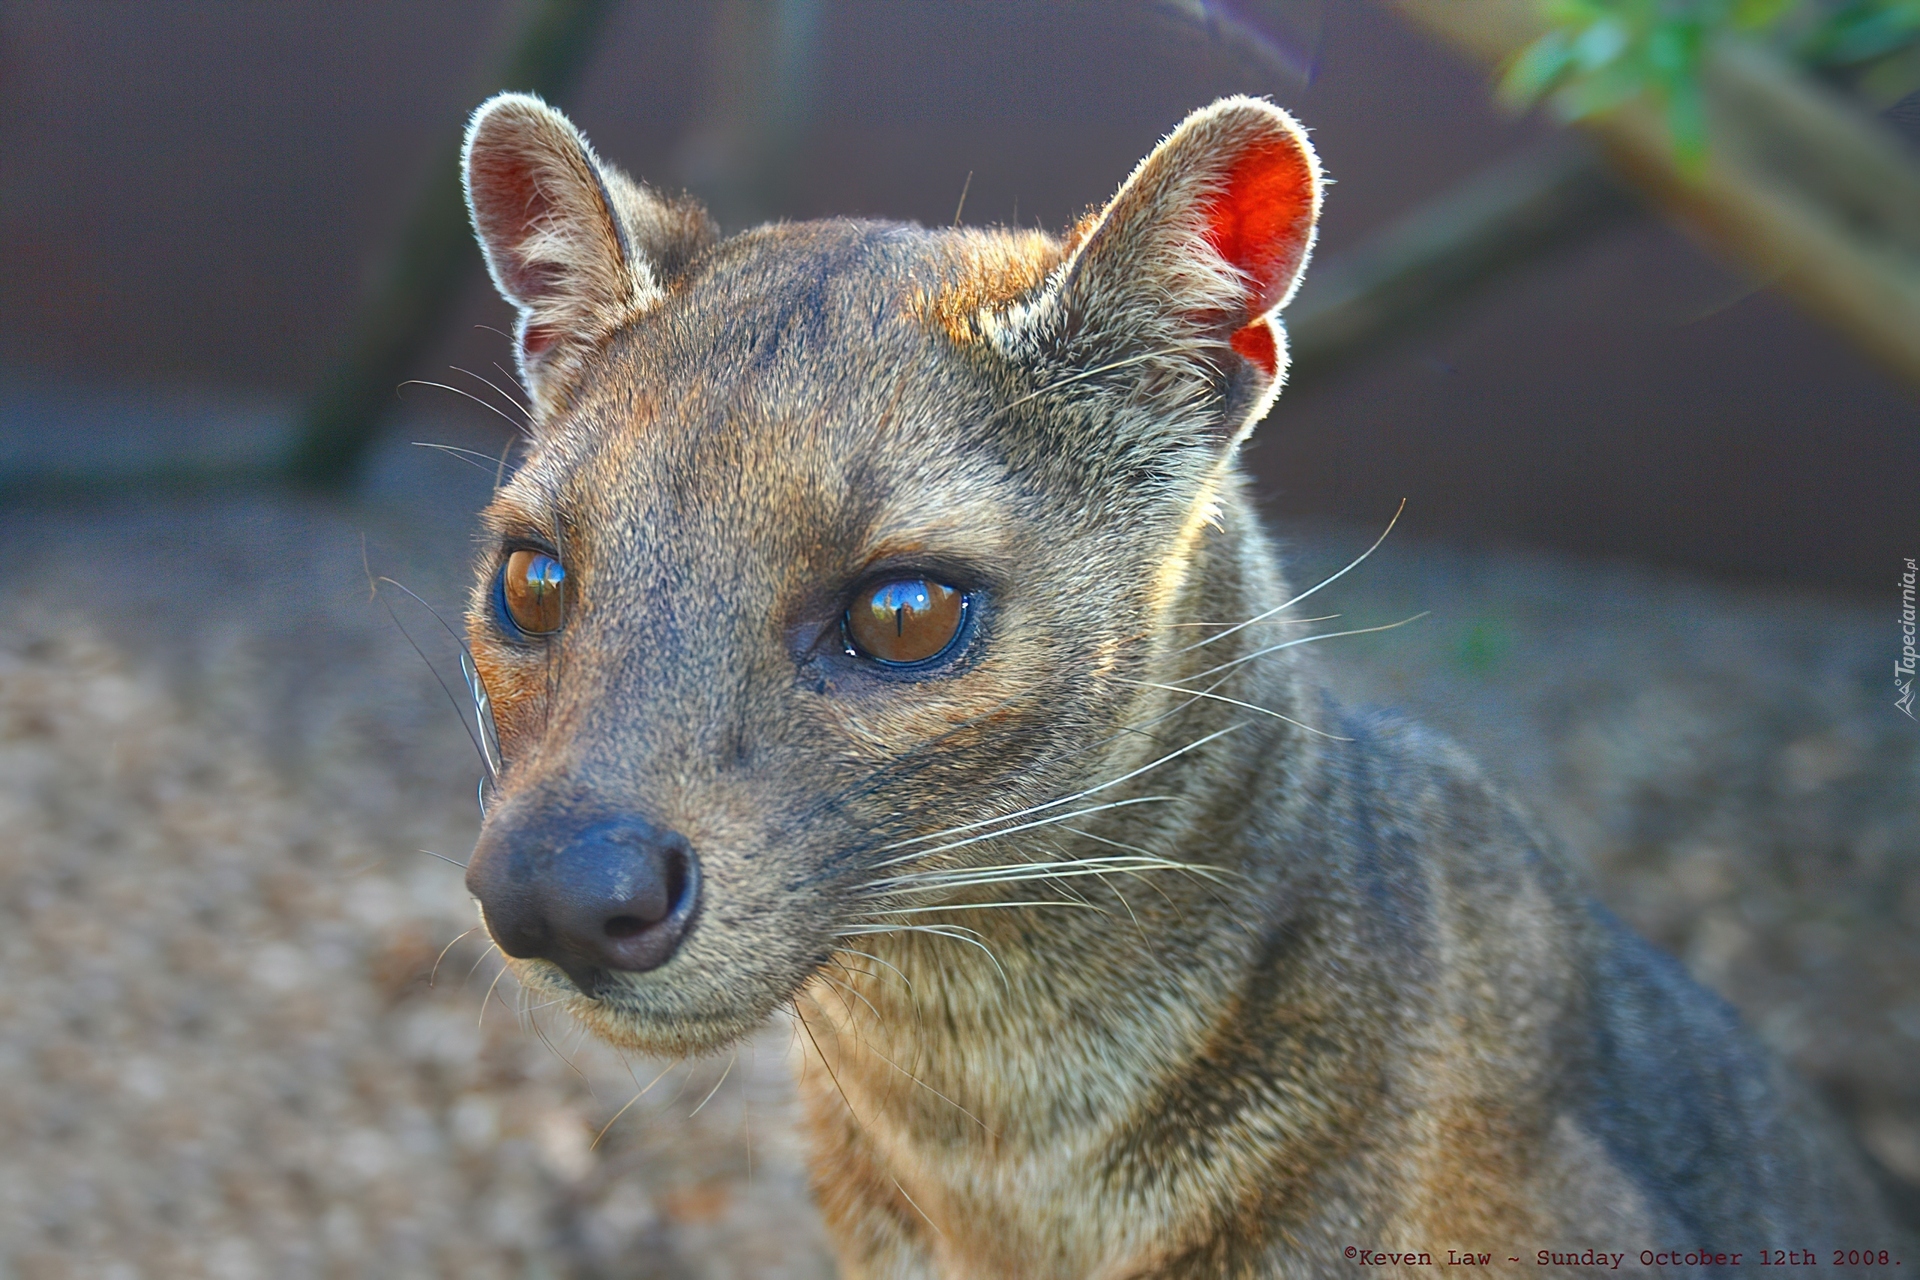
[991,96,1321,449]
[463,93,716,417]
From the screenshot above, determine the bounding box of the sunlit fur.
[457,94,1906,1276]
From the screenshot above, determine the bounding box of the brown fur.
[912,228,1063,344]
[454,94,1909,1276]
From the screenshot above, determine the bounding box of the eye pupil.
[500,549,570,635]
[847,578,964,666]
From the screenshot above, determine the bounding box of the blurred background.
[1,2,1915,1276]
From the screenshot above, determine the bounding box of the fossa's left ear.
[992,96,1322,448]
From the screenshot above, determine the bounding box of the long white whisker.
[854,899,1107,916]
[872,794,1179,870]
[833,924,1009,988]
[1161,612,1339,627]
[373,578,501,786]
[429,926,480,987]
[412,440,505,474]
[399,379,530,435]
[458,650,503,780]
[449,364,533,423]
[377,589,492,780]
[1187,615,1429,686]
[834,947,916,997]
[1120,680,1353,741]
[877,725,1243,856]
[817,969,885,1026]
[1180,499,1406,653]
[865,854,1229,894]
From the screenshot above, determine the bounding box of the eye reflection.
[499,549,569,635]
[846,579,964,665]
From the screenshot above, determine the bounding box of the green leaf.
[1646,18,1703,78]
[1518,0,1920,167]
[1501,30,1580,106]
[1730,0,1796,30]
[1666,70,1710,174]
[1572,15,1634,69]
[1555,57,1650,117]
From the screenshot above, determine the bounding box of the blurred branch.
[1392,0,1920,389]
[1285,137,1634,386]
[286,0,620,489]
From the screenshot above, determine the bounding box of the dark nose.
[466,812,702,996]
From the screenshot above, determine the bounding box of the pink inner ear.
[1230,319,1278,375]
[470,149,558,303]
[1204,136,1315,376]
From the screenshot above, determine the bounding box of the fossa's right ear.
[986,97,1321,452]
[463,93,716,417]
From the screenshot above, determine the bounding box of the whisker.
[1054,827,1198,927]
[834,947,916,998]
[853,899,1108,917]
[793,1003,879,1168]
[491,359,524,396]
[1186,614,1429,686]
[865,853,1228,894]
[416,848,469,869]
[449,364,533,423]
[687,1051,735,1119]
[810,968,864,1028]
[458,650,503,783]
[804,986,997,1137]
[872,794,1180,870]
[818,969,884,1026]
[412,440,506,474]
[786,625,1175,872]
[478,957,512,1029]
[399,378,531,437]
[833,924,1010,989]
[1119,680,1353,741]
[529,997,590,1084]
[377,590,492,780]
[592,1059,679,1149]
[464,940,501,987]
[375,576,500,782]
[876,724,1242,856]
[889,1176,947,1242]
[1160,612,1339,627]
[1180,499,1405,654]
[826,947,929,1045]
[429,926,480,987]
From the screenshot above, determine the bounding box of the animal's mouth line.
[501,955,766,1026]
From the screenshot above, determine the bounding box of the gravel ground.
[1,433,1913,1277]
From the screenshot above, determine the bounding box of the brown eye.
[846,578,966,666]
[498,549,570,635]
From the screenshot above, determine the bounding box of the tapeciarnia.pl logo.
[1898,557,1917,720]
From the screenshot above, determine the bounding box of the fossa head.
[458,92,1322,1055]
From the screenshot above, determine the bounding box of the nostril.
[663,843,691,914]
[601,841,689,939]
[469,812,702,986]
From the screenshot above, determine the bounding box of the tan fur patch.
[915,229,1063,343]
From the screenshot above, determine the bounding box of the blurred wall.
[2,0,1914,590]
